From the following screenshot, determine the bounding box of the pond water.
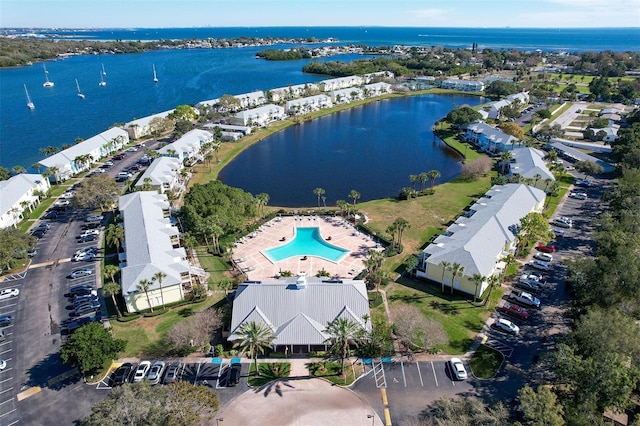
[218,94,485,207]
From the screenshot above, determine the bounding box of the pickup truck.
[508,290,541,309]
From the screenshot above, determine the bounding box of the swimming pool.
[263,227,349,263]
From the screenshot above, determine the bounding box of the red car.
[498,302,530,320]
[536,243,556,253]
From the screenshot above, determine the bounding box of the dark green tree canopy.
[60,322,126,375]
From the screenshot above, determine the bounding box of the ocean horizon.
[1,26,638,170]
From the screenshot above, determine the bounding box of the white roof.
[466,121,517,145]
[124,110,174,130]
[285,94,332,108]
[509,147,555,181]
[135,157,182,188]
[234,104,285,119]
[40,127,128,168]
[157,129,212,156]
[423,184,546,277]
[229,277,371,345]
[119,192,188,295]
[0,174,46,217]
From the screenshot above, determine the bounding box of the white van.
[534,253,553,263]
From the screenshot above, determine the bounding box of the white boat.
[75,79,85,99]
[24,84,35,110]
[99,71,106,86]
[42,64,54,87]
[101,63,107,76]
[153,64,158,83]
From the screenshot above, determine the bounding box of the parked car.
[0,315,14,327]
[0,288,20,300]
[528,260,550,271]
[493,318,520,335]
[0,360,6,370]
[509,290,541,309]
[515,279,544,294]
[100,161,114,168]
[534,252,553,263]
[72,295,99,307]
[80,229,100,238]
[552,217,572,229]
[72,301,101,317]
[31,229,46,239]
[65,314,100,333]
[69,284,95,294]
[113,363,134,386]
[74,247,99,257]
[133,361,151,382]
[552,228,565,238]
[163,362,180,384]
[78,234,98,243]
[148,361,166,385]
[569,191,588,200]
[113,153,126,160]
[27,247,37,257]
[228,362,241,387]
[70,268,93,279]
[498,302,530,320]
[73,252,96,262]
[536,243,555,253]
[44,210,58,220]
[85,215,104,223]
[449,357,468,380]
[574,179,593,187]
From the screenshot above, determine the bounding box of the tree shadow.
[429,300,461,316]
[24,352,82,391]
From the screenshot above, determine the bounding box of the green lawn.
[111,293,226,358]
[195,247,233,289]
[309,361,357,386]
[247,362,291,387]
[387,278,504,354]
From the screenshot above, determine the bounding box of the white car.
[73,252,96,262]
[0,360,6,370]
[133,361,151,382]
[59,191,75,199]
[81,229,100,238]
[493,318,520,335]
[552,217,572,229]
[147,360,166,384]
[569,192,587,200]
[70,268,93,279]
[0,288,19,300]
[528,260,550,271]
[85,215,104,222]
[533,252,553,263]
[449,357,467,380]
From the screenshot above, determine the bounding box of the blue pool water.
[263,227,349,263]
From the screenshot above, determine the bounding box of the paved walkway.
[232,215,382,280]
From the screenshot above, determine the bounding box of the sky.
[1,0,639,29]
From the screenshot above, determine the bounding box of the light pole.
[368,414,375,426]
[216,418,223,426]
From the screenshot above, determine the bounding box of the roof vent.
[296,273,307,289]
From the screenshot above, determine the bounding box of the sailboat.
[153,64,158,83]
[76,79,85,99]
[101,63,107,76]
[24,84,35,110]
[42,64,54,87]
[99,71,106,86]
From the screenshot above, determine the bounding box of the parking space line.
[0,378,12,385]
[0,409,17,419]
[0,397,15,406]
[430,361,438,387]
[0,349,12,355]
[416,362,424,386]
[400,361,406,387]
[216,363,226,389]
[193,363,202,384]
[0,387,13,395]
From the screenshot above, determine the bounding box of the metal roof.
[229,276,370,346]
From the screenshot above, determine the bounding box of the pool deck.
[232,215,382,280]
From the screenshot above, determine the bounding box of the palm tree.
[103,280,123,319]
[439,261,451,294]
[48,166,60,184]
[136,278,154,313]
[12,165,26,175]
[313,187,325,207]
[256,193,270,217]
[427,170,441,189]
[470,273,486,303]
[484,274,502,306]
[418,172,428,191]
[106,224,125,253]
[324,318,363,375]
[348,190,360,207]
[234,321,276,376]
[152,271,167,309]
[409,174,418,190]
[392,218,410,248]
[336,199,348,217]
[450,262,465,295]
[386,223,397,248]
